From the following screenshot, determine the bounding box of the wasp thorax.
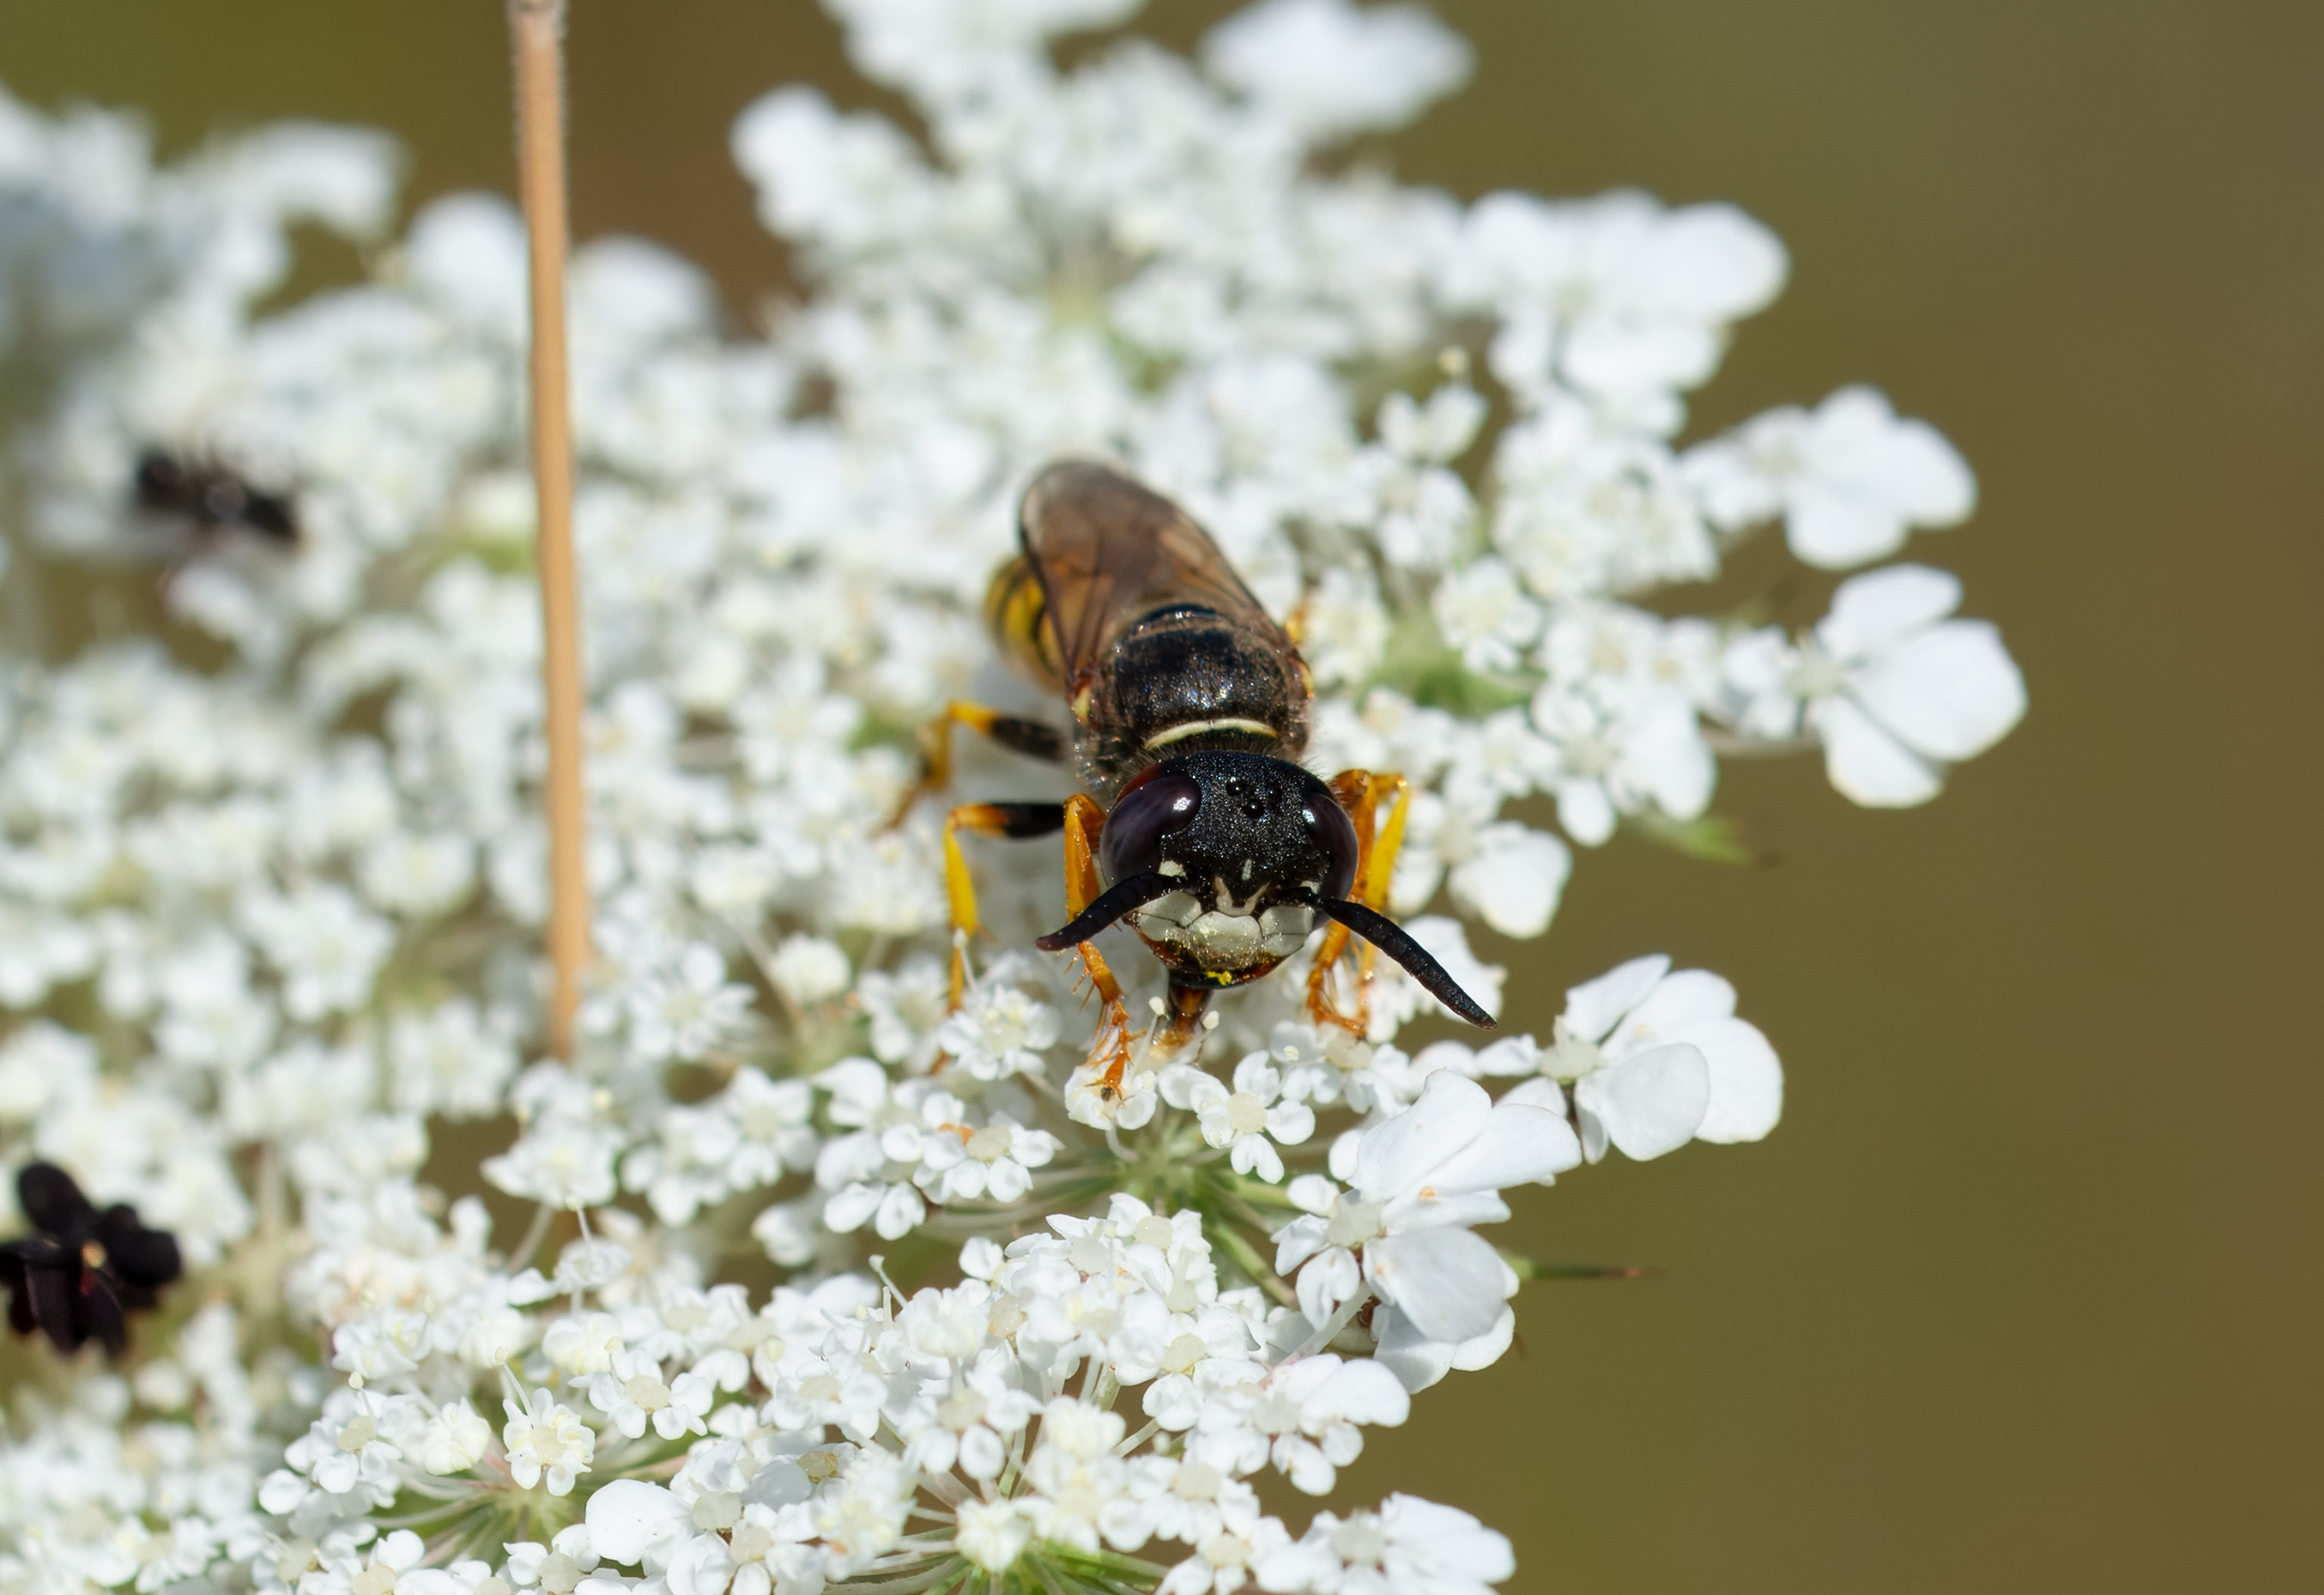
[1109,751,1359,982]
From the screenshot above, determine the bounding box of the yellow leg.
[942,802,1067,1007]
[891,701,1066,828]
[1062,795,1135,1093]
[1305,770,1410,1036]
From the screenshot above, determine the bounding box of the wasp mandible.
[904,462,1493,1092]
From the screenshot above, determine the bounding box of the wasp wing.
[1016,462,1292,701]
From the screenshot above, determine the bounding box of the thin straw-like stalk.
[509,0,591,1056]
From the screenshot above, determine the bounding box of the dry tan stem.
[509,0,590,1056]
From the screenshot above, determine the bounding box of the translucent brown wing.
[1016,462,1291,707]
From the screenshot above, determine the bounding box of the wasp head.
[1093,751,1355,986]
[1032,749,1498,1028]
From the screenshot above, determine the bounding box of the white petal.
[1265,1100,1316,1145]
[1274,1213,1331,1274]
[1385,1190,1510,1233]
[1448,1305,1518,1373]
[1469,1035,1541,1076]
[1811,386,1976,525]
[1787,482,1909,569]
[1637,203,1788,321]
[820,1182,883,1234]
[1448,822,1571,938]
[1363,1227,1508,1343]
[404,195,529,334]
[1555,778,1616,846]
[959,1425,1005,1478]
[1876,418,1976,523]
[1685,1017,1784,1143]
[1355,1070,1490,1203]
[745,1460,809,1509]
[1368,1303,1456,1392]
[584,1480,689,1565]
[1286,1174,1339,1216]
[1564,318,1719,396]
[1304,1357,1411,1427]
[1377,1496,1516,1581]
[1621,697,1715,820]
[1607,967,1735,1053]
[1201,0,1474,141]
[1680,415,1796,527]
[1500,1076,1564,1113]
[1816,563,1962,659]
[1816,694,1943,807]
[1142,1374,1202,1432]
[873,1183,925,1240]
[1851,620,2026,762]
[1230,1053,1281,1099]
[1574,1042,1710,1160]
[1237,1136,1284,1183]
[1297,1244,1363,1327]
[1419,1102,1579,1194]
[1561,954,1670,1044]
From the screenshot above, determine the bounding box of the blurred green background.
[3,1,2318,1588]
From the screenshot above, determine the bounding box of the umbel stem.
[509,0,591,1057]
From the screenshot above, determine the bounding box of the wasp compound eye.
[1100,769,1201,882]
[1302,780,1361,902]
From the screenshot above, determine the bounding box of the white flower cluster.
[0,0,2024,1592]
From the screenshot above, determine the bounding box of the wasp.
[132,449,299,545]
[906,461,1492,1091]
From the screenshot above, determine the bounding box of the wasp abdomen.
[1087,605,1305,784]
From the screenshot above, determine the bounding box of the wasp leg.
[1060,793,1136,1094]
[892,701,1067,827]
[943,802,1068,1007]
[1305,770,1411,1037]
[1157,984,1213,1055]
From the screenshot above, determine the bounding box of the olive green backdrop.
[3,2,2317,1589]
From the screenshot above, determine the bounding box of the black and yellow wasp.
[904,462,1492,1092]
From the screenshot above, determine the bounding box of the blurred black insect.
[0,1161,182,1357]
[901,461,1492,1097]
[134,448,299,545]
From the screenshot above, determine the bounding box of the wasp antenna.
[1034,873,1177,952]
[1315,899,1497,1029]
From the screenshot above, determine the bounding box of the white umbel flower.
[911,1112,1061,1204]
[500,1387,596,1495]
[418,1399,492,1476]
[1530,682,1713,846]
[766,933,851,1006]
[935,969,1061,1081]
[587,1346,715,1440]
[1534,952,1782,1157]
[1255,1493,1514,1595]
[1685,385,1976,569]
[953,1498,1032,1573]
[1431,558,1541,676]
[1275,1071,1577,1343]
[1797,564,2027,807]
[626,942,754,1063]
[1163,1054,1316,1183]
